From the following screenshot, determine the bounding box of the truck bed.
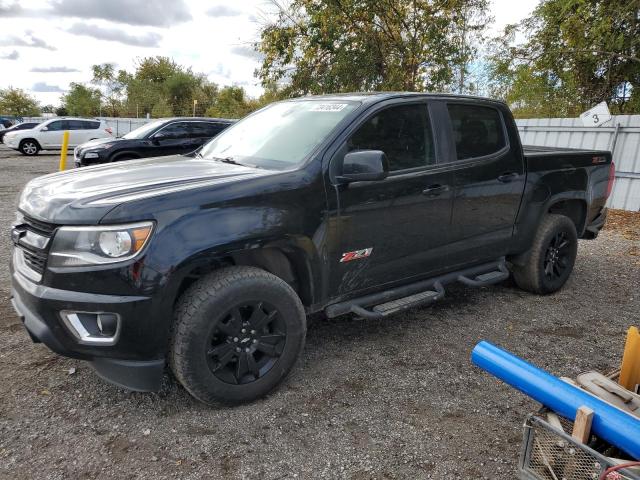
[523,145,611,159]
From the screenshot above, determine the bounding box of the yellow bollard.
[619,326,640,392]
[59,131,70,171]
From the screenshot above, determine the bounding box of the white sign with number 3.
[580,102,612,127]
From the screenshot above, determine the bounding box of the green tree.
[257,0,490,95]
[151,97,173,117]
[91,63,126,116]
[205,86,254,118]
[60,83,101,116]
[488,0,640,117]
[0,87,40,116]
[104,56,219,117]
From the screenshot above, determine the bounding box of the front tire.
[511,214,578,294]
[19,139,40,156]
[170,266,306,405]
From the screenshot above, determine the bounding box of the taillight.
[606,161,615,199]
[105,127,113,135]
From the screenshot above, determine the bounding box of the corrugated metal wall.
[517,116,640,211]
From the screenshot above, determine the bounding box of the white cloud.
[0,50,19,60]
[67,23,162,47]
[50,0,192,27]
[32,81,65,92]
[207,5,243,17]
[0,31,55,50]
[1,0,539,107]
[30,66,80,72]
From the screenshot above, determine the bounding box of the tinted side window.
[67,120,86,130]
[447,104,506,160]
[82,120,100,129]
[347,104,434,171]
[156,122,190,139]
[190,122,222,138]
[47,121,65,131]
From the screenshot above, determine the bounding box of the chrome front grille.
[21,247,47,274]
[11,214,56,279]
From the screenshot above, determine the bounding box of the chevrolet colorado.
[10,93,614,405]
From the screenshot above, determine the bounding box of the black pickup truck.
[10,93,614,405]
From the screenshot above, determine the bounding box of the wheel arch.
[169,241,318,311]
[547,198,588,235]
[19,137,41,149]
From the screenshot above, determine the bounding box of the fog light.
[97,313,118,337]
[61,311,120,345]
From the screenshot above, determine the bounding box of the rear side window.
[347,103,435,171]
[67,120,86,130]
[447,104,506,160]
[190,122,223,137]
[83,120,100,129]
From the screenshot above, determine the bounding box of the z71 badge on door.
[340,248,373,263]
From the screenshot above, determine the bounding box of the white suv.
[4,118,113,156]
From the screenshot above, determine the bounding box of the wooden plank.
[572,406,594,444]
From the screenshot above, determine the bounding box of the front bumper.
[5,136,19,149]
[10,263,166,391]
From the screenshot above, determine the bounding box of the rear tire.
[19,139,40,156]
[170,266,306,405]
[511,214,578,294]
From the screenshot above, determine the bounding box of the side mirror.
[41,126,48,131]
[337,150,389,183]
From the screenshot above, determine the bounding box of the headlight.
[84,152,100,159]
[48,222,154,267]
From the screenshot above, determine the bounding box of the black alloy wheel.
[511,213,578,294]
[543,231,571,280]
[170,266,306,405]
[206,301,286,385]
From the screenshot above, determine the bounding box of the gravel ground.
[0,144,638,480]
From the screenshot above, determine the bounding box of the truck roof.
[292,91,508,106]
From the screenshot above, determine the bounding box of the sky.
[0,0,540,107]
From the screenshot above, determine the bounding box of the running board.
[457,262,509,287]
[325,257,508,320]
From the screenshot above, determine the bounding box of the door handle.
[497,172,519,183]
[422,184,450,196]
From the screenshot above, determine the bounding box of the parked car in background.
[0,122,40,143]
[73,117,235,167]
[0,117,14,129]
[4,118,113,156]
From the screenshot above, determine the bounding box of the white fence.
[517,116,640,211]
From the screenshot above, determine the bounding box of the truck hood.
[19,155,270,224]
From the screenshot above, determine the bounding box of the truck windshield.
[199,100,359,169]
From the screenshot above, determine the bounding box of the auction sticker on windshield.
[310,103,349,112]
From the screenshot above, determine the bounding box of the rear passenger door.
[188,122,224,150]
[443,102,525,266]
[66,120,91,146]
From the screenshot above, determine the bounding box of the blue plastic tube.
[471,341,640,460]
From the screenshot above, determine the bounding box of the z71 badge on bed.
[340,248,373,263]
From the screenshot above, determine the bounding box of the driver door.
[327,101,454,297]
[150,122,193,156]
[38,120,67,148]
